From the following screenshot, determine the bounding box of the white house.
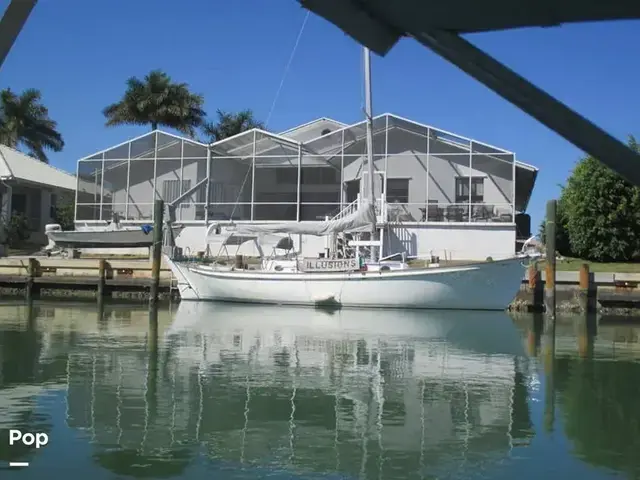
[0,144,77,245]
[74,113,538,260]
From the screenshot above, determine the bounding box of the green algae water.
[0,301,639,479]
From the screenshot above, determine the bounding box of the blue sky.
[2,0,639,227]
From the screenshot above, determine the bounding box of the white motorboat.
[47,213,183,249]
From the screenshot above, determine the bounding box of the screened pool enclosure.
[75,114,527,225]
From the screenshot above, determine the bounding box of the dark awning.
[298,0,640,186]
[299,0,640,56]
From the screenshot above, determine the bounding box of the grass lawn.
[538,257,640,273]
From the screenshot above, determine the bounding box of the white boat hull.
[165,255,531,310]
[47,225,183,249]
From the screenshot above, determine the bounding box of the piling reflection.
[515,314,640,478]
[555,318,640,478]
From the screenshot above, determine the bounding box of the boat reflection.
[0,302,535,478]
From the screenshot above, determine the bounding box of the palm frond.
[103,70,206,136]
[0,87,64,163]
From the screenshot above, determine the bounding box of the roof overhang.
[298,0,640,56]
[297,0,640,186]
[515,161,538,213]
[0,145,76,191]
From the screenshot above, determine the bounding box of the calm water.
[0,302,639,479]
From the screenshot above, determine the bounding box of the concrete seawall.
[510,270,640,314]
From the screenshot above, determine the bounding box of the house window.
[11,193,27,216]
[386,178,409,204]
[455,177,484,203]
[162,179,191,204]
[50,193,57,219]
[276,168,297,184]
[301,167,338,185]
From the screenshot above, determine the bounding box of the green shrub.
[4,213,31,247]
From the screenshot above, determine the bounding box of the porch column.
[0,182,11,248]
[0,182,11,223]
[40,188,51,233]
[340,129,345,208]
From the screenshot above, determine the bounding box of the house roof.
[76,114,540,212]
[0,144,76,191]
[279,117,348,142]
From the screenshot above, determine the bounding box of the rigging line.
[264,10,310,128]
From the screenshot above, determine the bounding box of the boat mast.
[363,47,378,263]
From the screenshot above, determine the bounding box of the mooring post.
[577,263,592,313]
[544,200,557,319]
[528,264,543,312]
[150,199,164,307]
[26,257,40,302]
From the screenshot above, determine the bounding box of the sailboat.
[163,48,540,310]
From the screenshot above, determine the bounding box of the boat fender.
[141,224,153,234]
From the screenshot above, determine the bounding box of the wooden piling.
[544,200,557,319]
[26,257,40,301]
[149,199,164,307]
[577,263,594,313]
[528,264,543,312]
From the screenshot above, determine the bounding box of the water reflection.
[2,302,640,478]
[515,314,640,478]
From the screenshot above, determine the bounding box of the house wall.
[384,223,516,260]
[342,128,514,222]
[165,223,515,261]
[4,183,65,245]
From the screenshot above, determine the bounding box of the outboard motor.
[44,223,62,250]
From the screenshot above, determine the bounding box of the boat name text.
[301,258,358,272]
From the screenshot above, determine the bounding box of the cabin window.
[455,177,484,203]
[386,178,409,204]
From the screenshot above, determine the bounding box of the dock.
[512,267,640,314]
[0,257,176,301]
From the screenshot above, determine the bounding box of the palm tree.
[103,70,206,137]
[202,109,264,142]
[0,88,64,163]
